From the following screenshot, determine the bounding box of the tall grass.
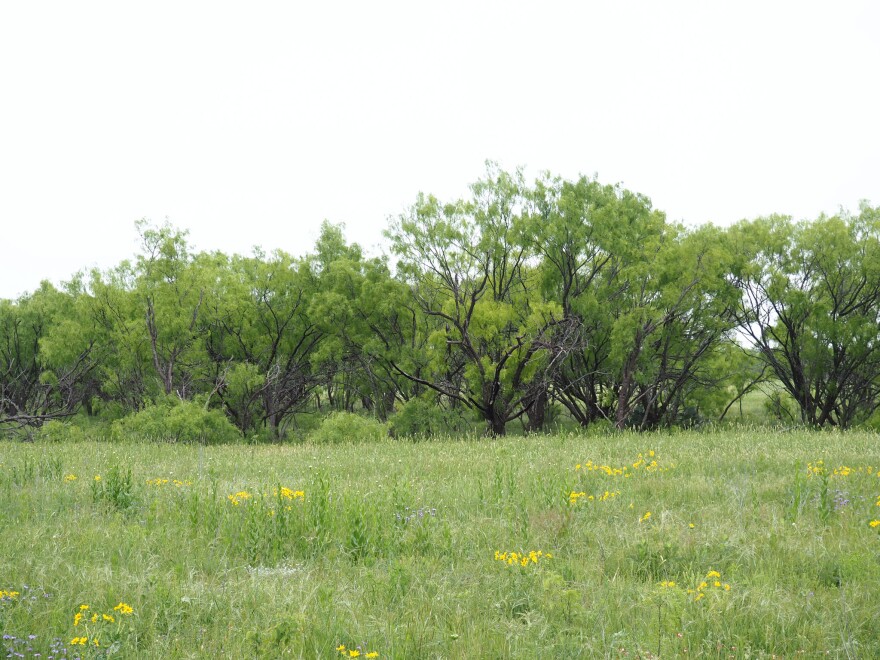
[1,428,879,657]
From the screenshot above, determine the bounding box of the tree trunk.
[524,389,548,433]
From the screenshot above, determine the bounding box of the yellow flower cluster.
[113,602,134,615]
[494,550,553,567]
[64,474,77,482]
[640,511,652,523]
[146,478,192,487]
[0,589,20,600]
[569,489,620,505]
[336,644,379,657]
[228,487,305,506]
[869,520,880,528]
[228,490,253,506]
[70,602,133,648]
[686,570,731,602]
[808,460,880,478]
[659,580,676,588]
[575,451,674,477]
[275,487,305,501]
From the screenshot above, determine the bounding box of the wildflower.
[227,490,252,506]
[336,645,346,652]
[275,487,305,501]
[723,583,731,591]
[94,475,101,482]
[73,612,83,627]
[113,602,134,615]
[688,523,695,529]
[640,512,651,523]
[79,604,89,611]
[349,651,360,658]
[366,653,379,658]
[660,580,676,588]
[102,613,115,623]
[495,549,551,567]
[64,474,77,482]
[706,570,721,579]
[91,613,99,623]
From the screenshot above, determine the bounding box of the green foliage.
[91,465,135,510]
[388,397,465,438]
[110,397,241,444]
[730,205,880,427]
[36,420,88,443]
[3,178,879,438]
[309,411,387,444]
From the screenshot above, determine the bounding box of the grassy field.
[2,429,880,658]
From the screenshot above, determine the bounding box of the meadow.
[2,429,880,658]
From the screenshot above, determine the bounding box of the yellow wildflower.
[336,645,346,652]
[79,604,89,611]
[870,520,880,528]
[64,474,77,482]
[103,613,115,622]
[94,475,101,482]
[640,511,651,523]
[366,653,379,659]
[706,570,721,579]
[349,651,360,658]
[113,602,134,615]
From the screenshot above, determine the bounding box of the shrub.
[37,420,88,443]
[389,397,465,438]
[110,397,241,444]
[310,411,387,444]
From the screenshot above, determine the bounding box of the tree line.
[3,165,880,438]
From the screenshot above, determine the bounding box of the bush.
[389,398,465,438]
[310,411,387,444]
[37,420,88,443]
[110,397,241,444]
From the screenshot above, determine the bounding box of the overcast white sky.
[1,1,879,300]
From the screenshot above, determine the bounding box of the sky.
[1,1,879,300]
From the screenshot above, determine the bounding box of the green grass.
[2,429,880,658]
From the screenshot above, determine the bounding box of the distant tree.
[134,220,211,398]
[729,204,880,427]
[387,164,567,435]
[204,249,323,438]
[0,283,96,431]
